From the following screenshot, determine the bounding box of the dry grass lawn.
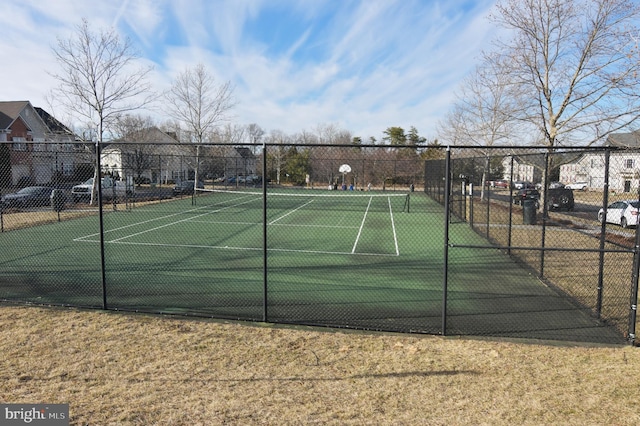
[1,305,639,425]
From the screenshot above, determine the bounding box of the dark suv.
[546,187,574,211]
[513,187,575,211]
[513,188,540,207]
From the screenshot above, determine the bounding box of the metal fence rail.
[0,142,636,345]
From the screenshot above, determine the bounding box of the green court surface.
[0,189,624,344]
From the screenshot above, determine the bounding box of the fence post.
[628,219,640,345]
[597,150,611,317]
[262,143,269,323]
[539,152,549,278]
[442,146,451,336]
[508,156,514,255]
[96,141,108,310]
[485,183,491,239]
[468,183,473,228]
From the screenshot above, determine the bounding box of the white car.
[72,177,132,202]
[598,200,640,228]
[565,181,587,190]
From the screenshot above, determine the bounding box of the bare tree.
[315,123,341,145]
[437,105,467,146]
[247,123,265,154]
[490,0,640,147]
[442,60,518,199]
[221,123,246,145]
[295,129,319,145]
[51,18,153,204]
[265,130,290,185]
[450,61,515,147]
[112,114,157,185]
[165,63,235,187]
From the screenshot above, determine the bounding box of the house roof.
[34,107,73,135]
[234,147,255,159]
[605,132,640,148]
[0,111,13,130]
[117,126,180,144]
[0,101,32,131]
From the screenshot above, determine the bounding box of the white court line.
[389,196,400,256]
[351,196,399,255]
[187,219,359,229]
[74,193,258,241]
[74,239,400,257]
[351,196,373,253]
[74,204,211,241]
[268,199,315,225]
[107,196,261,243]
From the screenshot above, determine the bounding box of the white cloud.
[0,0,499,141]
[118,0,165,47]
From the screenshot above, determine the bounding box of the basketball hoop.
[338,164,351,186]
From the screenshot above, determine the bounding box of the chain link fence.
[0,141,636,345]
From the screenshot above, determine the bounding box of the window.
[33,138,46,152]
[625,159,635,169]
[12,138,27,151]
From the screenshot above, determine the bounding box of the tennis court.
[89,189,408,256]
[0,188,624,343]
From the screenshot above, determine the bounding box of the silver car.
[598,200,640,228]
[0,186,54,209]
[565,181,588,190]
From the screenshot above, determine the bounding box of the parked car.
[487,179,509,188]
[71,177,132,202]
[546,187,574,211]
[172,180,204,196]
[246,175,262,185]
[512,181,535,190]
[598,200,640,228]
[549,181,565,189]
[0,186,54,209]
[565,181,588,190]
[513,188,540,207]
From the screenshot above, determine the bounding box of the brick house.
[0,101,77,186]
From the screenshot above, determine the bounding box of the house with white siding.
[501,154,543,185]
[101,127,192,185]
[559,132,640,193]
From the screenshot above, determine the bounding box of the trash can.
[522,198,537,225]
[50,189,66,212]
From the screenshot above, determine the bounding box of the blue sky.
[1,0,498,141]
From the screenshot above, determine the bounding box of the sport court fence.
[0,141,637,346]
